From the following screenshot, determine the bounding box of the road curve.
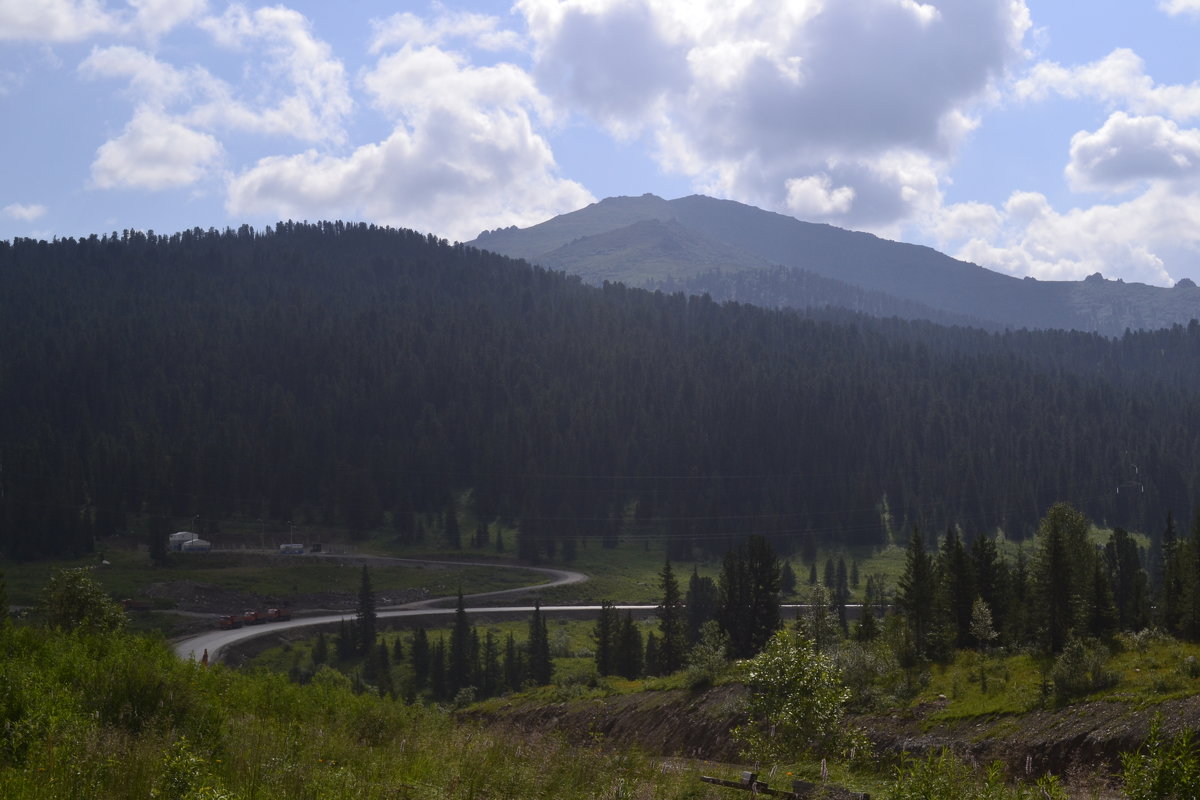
[173,556,590,663]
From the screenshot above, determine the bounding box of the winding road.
[172,555,600,663]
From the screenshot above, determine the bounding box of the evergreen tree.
[448,591,472,695]
[643,632,660,677]
[312,631,328,665]
[503,632,523,691]
[474,521,488,548]
[481,630,500,697]
[685,566,719,644]
[1105,526,1150,632]
[1032,503,1092,653]
[617,612,644,678]
[897,527,935,658]
[971,533,1009,645]
[392,634,404,662]
[336,619,355,661]
[527,600,552,685]
[430,637,447,700]
[780,561,796,595]
[937,527,976,649]
[593,600,618,676]
[718,535,782,658]
[656,557,687,674]
[356,565,377,655]
[411,627,430,688]
[1161,512,1185,634]
[376,642,394,697]
[808,562,817,586]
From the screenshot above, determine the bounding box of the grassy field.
[1,548,547,609]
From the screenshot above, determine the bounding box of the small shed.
[169,531,198,551]
[180,537,212,552]
[279,543,304,555]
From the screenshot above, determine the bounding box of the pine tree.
[411,627,430,688]
[617,612,644,678]
[1161,512,1184,634]
[448,591,472,695]
[503,632,523,691]
[780,561,796,595]
[593,600,618,676]
[937,527,976,649]
[482,630,500,697]
[657,557,687,674]
[356,565,377,655]
[718,535,782,658]
[897,527,935,658]
[685,566,719,644]
[527,600,552,685]
[430,637,447,700]
[1032,503,1092,653]
[312,631,328,664]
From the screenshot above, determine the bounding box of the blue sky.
[3,1,1200,286]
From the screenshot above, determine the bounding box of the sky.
[3,1,1200,287]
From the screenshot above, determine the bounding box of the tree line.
[3,223,1200,563]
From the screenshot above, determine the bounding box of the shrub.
[1048,638,1116,703]
[889,750,1068,800]
[1122,717,1200,800]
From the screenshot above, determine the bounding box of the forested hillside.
[2,222,1199,562]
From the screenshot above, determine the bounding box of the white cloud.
[785,174,855,216]
[1015,48,1200,120]
[128,0,207,39]
[0,0,117,42]
[947,184,1200,286]
[1066,112,1200,193]
[1160,0,1200,16]
[370,10,523,53]
[197,4,352,144]
[91,107,222,190]
[518,0,1032,227]
[3,202,48,221]
[227,36,591,241]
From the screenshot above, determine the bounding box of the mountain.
[470,194,1200,335]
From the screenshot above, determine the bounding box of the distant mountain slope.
[470,194,1200,335]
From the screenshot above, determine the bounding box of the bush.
[1049,638,1116,703]
[732,630,850,764]
[1122,717,1200,800]
[889,750,1068,800]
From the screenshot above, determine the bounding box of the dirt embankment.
[467,685,749,762]
[470,683,1200,780]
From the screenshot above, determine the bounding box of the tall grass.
[0,622,719,800]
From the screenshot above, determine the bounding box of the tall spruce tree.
[527,600,552,685]
[617,611,644,678]
[1032,503,1092,653]
[411,627,430,688]
[897,527,935,658]
[685,566,719,644]
[657,557,687,674]
[448,591,473,696]
[356,565,377,655]
[718,535,781,658]
[593,600,618,676]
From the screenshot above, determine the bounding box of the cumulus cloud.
[91,107,222,190]
[3,202,48,221]
[0,0,118,42]
[227,34,592,240]
[947,184,1200,285]
[1015,48,1200,120]
[518,0,1031,228]
[1066,112,1200,193]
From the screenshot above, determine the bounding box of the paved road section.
[174,604,657,663]
[173,555,591,663]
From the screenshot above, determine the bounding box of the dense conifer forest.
[2,222,1199,562]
